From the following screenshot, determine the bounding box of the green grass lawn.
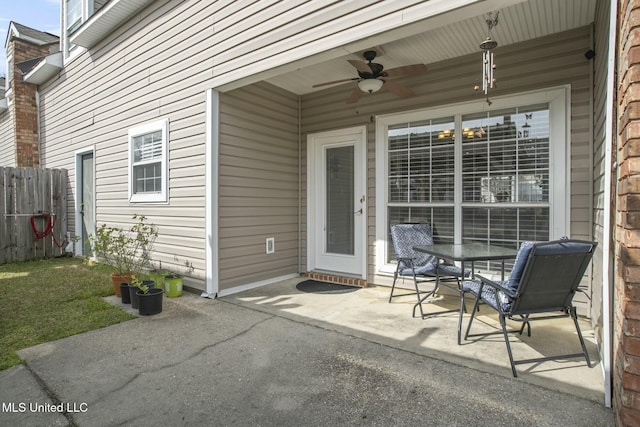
[0,257,135,370]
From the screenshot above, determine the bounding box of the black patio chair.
[458,239,597,377]
[389,223,466,318]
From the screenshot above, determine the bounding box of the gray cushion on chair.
[506,241,535,292]
[535,240,593,256]
[398,262,438,276]
[462,280,513,312]
[436,263,466,277]
[392,223,439,276]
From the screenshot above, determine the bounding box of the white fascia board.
[69,0,154,49]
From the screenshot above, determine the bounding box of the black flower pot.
[129,285,140,309]
[137,288,164,315]
[120,283,131,304]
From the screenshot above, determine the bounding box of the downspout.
[602,0,618,408]
[36,89,42,167]
[298,95,302,274]
[204,89,219,298]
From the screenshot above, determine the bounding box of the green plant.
[88,214,158,276]
[131,276,150,294]
[173,255,195,276]
[131,275,149,294]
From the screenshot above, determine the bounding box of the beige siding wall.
[301,27,594,299]
[218,83,300,291]
[36,0,441,292]
[591,0,612,349]
[209,0,460,90]
[35,0,598,298]
[0,110,14,166]
[39,0,210,289]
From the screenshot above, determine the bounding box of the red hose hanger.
[29,213,66,248]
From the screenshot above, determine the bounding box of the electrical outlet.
[266,237,275,254]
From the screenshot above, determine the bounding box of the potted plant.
[135,278,164,315]
[163,257,194,298]
[128,277,156,310]
[88,214,158,297]
[147,261,170,295]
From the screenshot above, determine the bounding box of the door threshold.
[305,272,367,287]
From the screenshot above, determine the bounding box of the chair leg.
[571,307,592,368]
[411,270,425,319]
[499,314,518,378]
[518,314,531,337]
[464,293,482,341]
[389,264,400,303]
[457,291,467,345]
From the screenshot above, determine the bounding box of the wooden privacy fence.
[0,167,68,264]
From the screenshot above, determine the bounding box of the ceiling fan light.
[358,78,383,94]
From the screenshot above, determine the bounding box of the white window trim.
[128,118,169,204]
[62,0,91,63]
[5,53,13,105]
[375,86,570,274]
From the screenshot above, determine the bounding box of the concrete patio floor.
[222,276,606,404]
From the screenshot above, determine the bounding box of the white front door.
[308,127,367,277]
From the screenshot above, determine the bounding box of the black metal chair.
[458,239,597,377]
[389,223,466,318]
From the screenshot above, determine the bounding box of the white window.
[128,119,169,203]
[66,0,83,34]
[64,0,89,62]
[6,56,12,91]
[376,87,568,274]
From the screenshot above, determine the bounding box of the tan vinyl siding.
[218,82,300,291]
[0,110,14,166]
[591,0,612,348]
[210,0,444,89]
[301,26,593,293]
[39,0,209,290]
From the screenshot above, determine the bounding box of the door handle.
[354,208,363,214]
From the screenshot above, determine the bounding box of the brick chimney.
[6,37,53,168]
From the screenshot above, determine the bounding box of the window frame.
[5,54,13,105]
[63,0,92,63]
[128,118,169,204]
[375,86,570,274]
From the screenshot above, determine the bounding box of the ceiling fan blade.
[383,63,428,78]
[348,59,373,74]
[312,77,358,88]
[345,87,364,104]
[383,79,415,98]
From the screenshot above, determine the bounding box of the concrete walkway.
[1,282,614,426]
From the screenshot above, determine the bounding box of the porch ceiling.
[265,0,596,96]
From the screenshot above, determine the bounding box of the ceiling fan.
[312,50,428,104]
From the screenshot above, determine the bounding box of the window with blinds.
[387,118,456,258]
[385,103,552,268]
[461,104,550,270]
[128,120,168,203]
[132,131,163,194]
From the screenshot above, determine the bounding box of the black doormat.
[295,280,361,294]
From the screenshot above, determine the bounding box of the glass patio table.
[413,242,518,342]
[412,242,518,281]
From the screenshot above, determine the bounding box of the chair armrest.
[395,257,416,269]
[475,274,517,298]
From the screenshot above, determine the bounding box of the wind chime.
[474,11,499,105]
